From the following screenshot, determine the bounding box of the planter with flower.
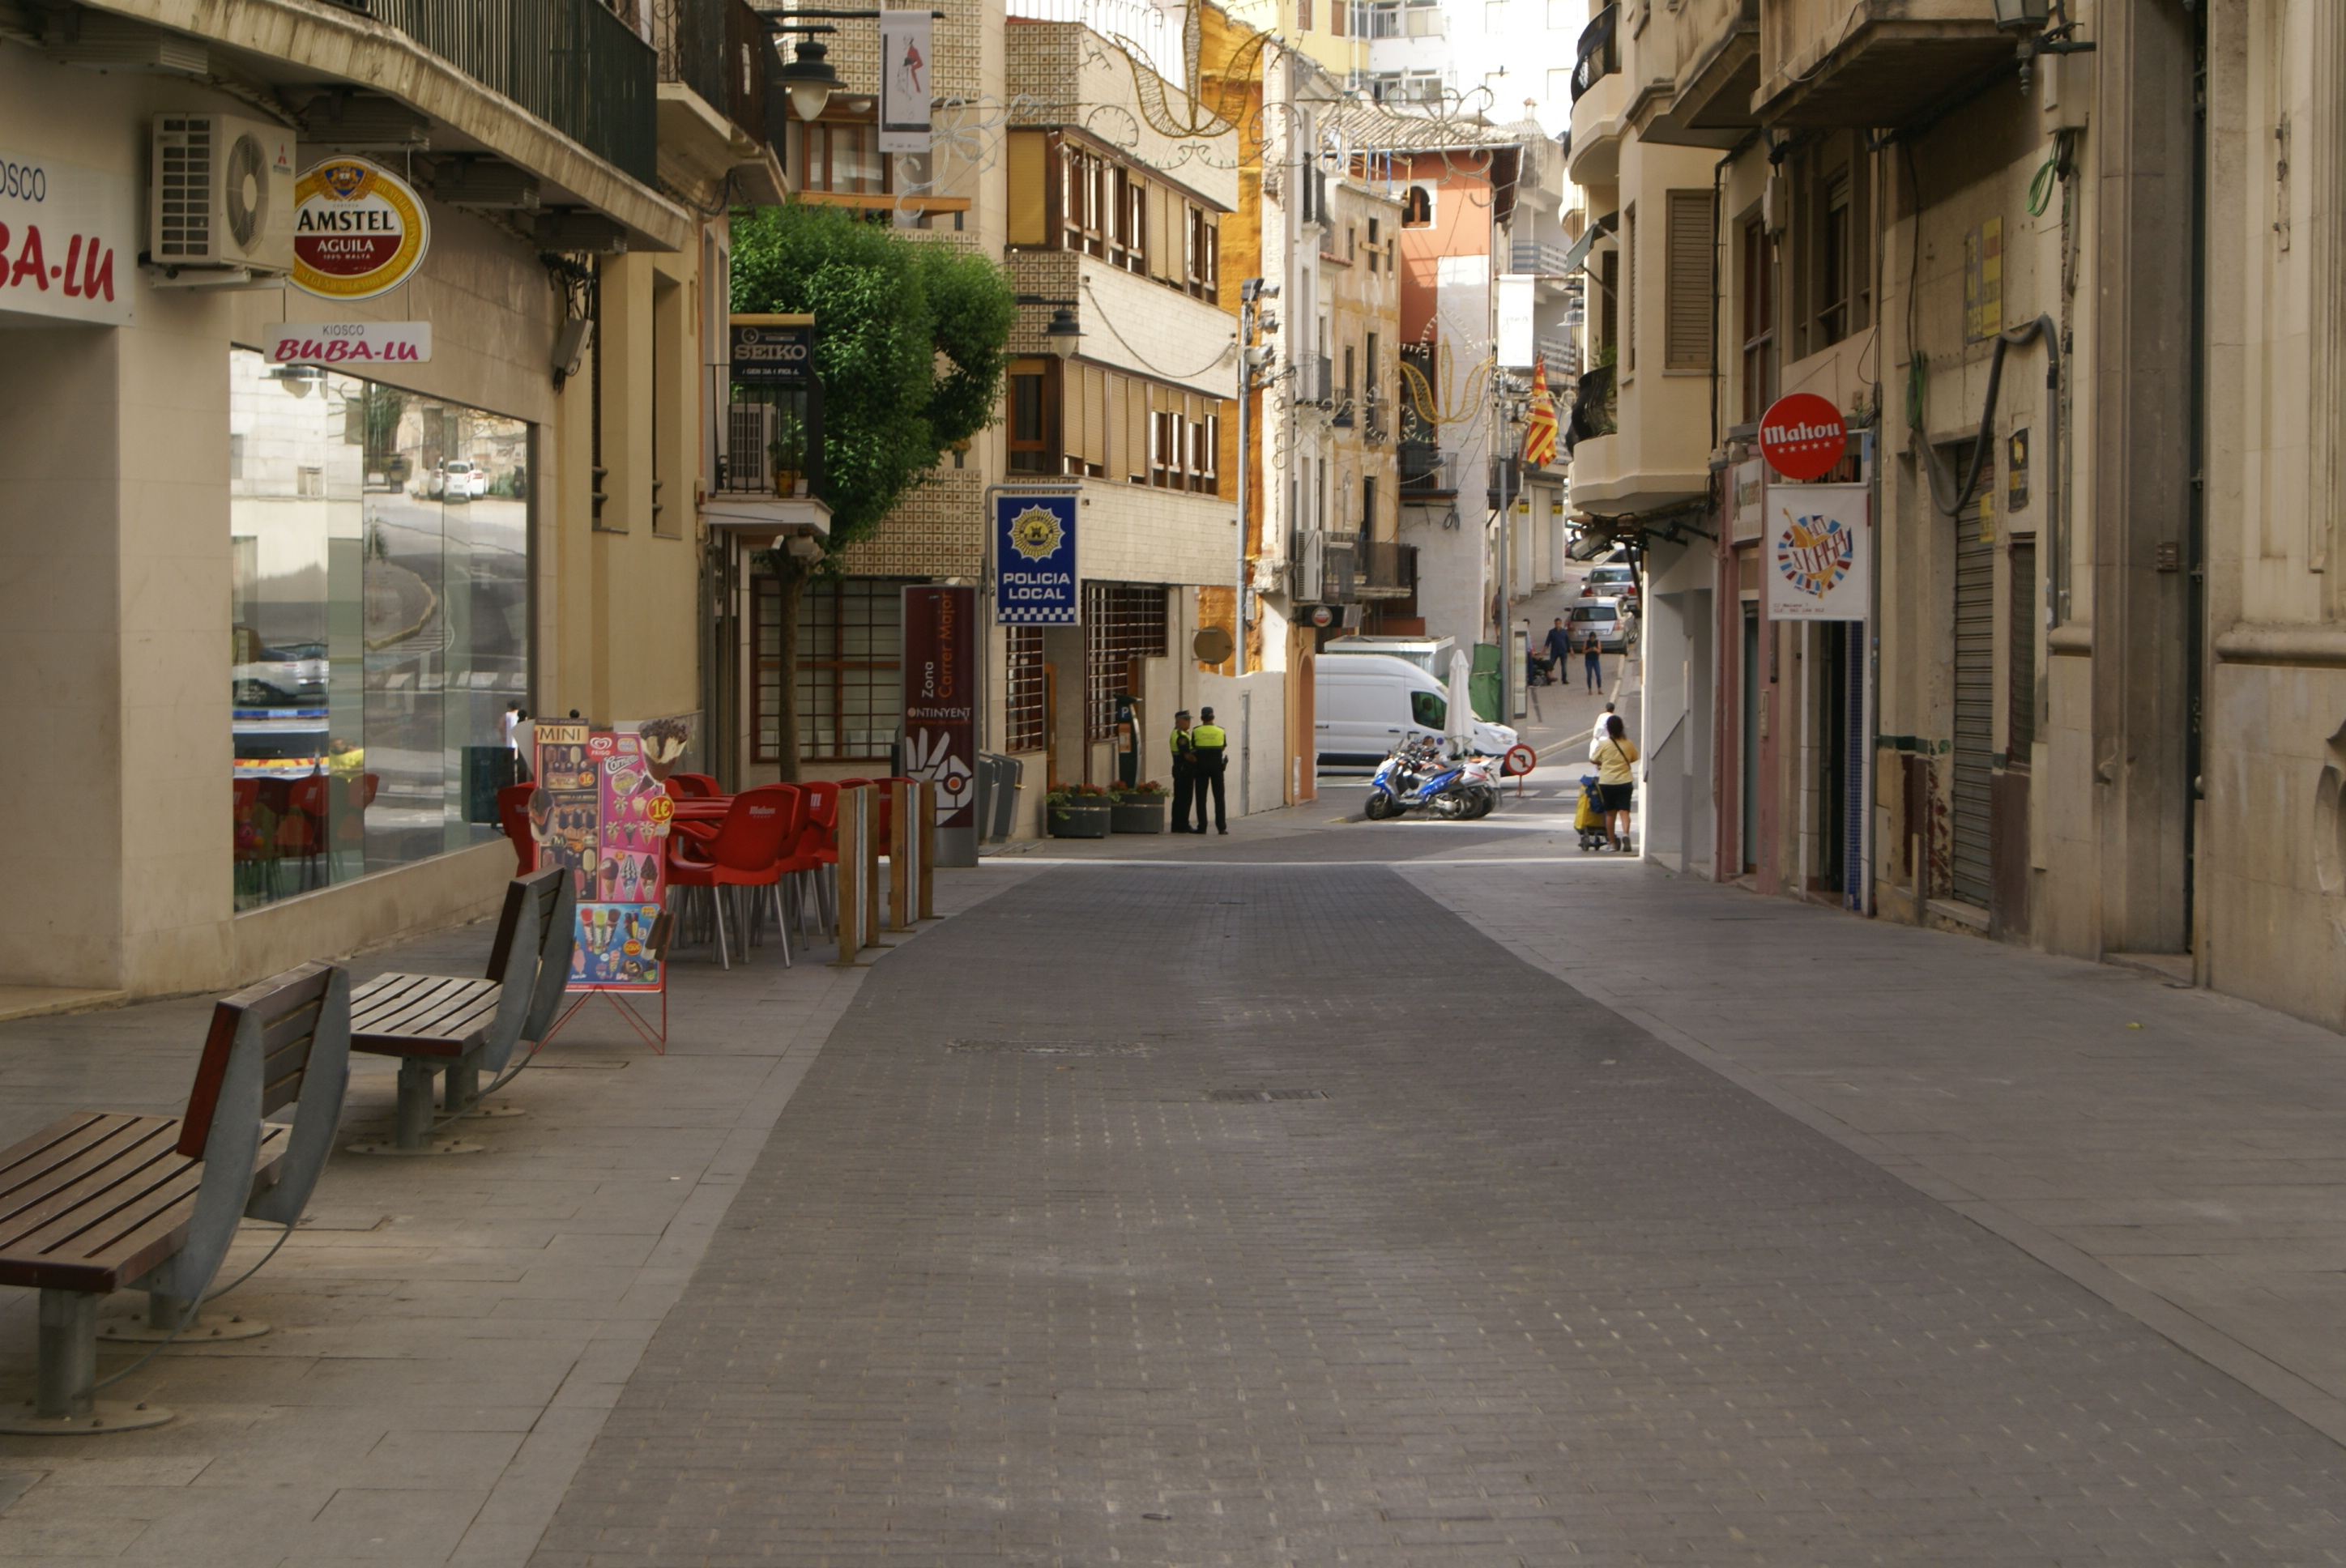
[1045,783,1114,838]
[1110,780,1168,833]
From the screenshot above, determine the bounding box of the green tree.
[731,202,1014,777]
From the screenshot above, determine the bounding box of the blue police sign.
[994,492,1078,624]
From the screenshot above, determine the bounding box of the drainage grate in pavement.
[1207,1089,1327,1102]
[945,1040,1150,1056]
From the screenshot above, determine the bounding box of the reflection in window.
[228,349,531,910]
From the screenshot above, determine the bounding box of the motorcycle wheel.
[1363,789,1397,820]
[1469,790,1496,820]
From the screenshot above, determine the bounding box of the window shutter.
[1665,189,1714,372]
[1623,204,1636,373]
[1126,374,1150,478]
[1080,364,1107,467]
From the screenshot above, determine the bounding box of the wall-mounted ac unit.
[149,113,296,277]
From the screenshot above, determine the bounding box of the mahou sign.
[292,157,429,301]
[0,147,134,326]
[1757,392,1848,483]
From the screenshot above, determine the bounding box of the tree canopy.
[729,202,1016,548]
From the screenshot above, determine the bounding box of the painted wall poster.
[531,726,673,991]
[902,585,977,829]
[1764,484,1870,621]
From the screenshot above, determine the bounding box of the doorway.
[1741,607,1759,874]
[1951,485,1994,909]
[1815,621,1849,895]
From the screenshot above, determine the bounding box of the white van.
[1314,654,1518,773]
[1319,633,1457,677]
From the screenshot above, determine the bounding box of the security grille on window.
[755,577,906,761]
[1007,627,1047,753]
[1084,582,1167,739]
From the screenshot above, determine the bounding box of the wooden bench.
[0,961,352,1434]
[345,867,574,1155]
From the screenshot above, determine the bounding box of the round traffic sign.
[1501,744,1538,778]
[1757,392,1847,482]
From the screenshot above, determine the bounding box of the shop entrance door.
[1951,484,1995,908]
[1816,622,1849,895]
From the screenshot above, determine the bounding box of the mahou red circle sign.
[1758,393,1847,482]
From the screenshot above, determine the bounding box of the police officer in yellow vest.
[1169,710,1199,834]
[1191,706,1230,834]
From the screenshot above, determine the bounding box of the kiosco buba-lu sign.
[292,157,429,300]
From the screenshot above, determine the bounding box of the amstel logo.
[292,156,429,301]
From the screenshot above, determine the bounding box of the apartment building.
[0,0,763,1000]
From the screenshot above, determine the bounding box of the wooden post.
[923,779,939,915]
[887,780,913,932]
[832,785,867,966]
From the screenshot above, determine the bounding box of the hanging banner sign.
[730,314,813,384]
[1764,484,1870,621]
[994,491,1079,624]
[264,321,432,366]
[902,585,978,829]
[292,157,429,301]
[878,11,934,154]
[1757,391,1847,483]
[1731,458,1764,543]
[0,146,134,326]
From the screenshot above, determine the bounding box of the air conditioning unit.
[149,113,296,277]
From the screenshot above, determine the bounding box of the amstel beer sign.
[291,157,429,300]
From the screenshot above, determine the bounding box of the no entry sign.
[1758,393,1847,482]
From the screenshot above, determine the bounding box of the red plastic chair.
[665,784,799,969]
[284,775,331,890]
[666,773,720,798]
[496,783,538,874]
[792,781,842,932]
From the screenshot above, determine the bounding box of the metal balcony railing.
[1566,362,1616,454]
[1360,540,1415,594]
[1572,4,1619,102]
[366,0,659,183]
[1324,533,1359,603]
[709,373,823,499]
[1362,391,1389,445]
[655,0,770,143]
[1398,439,1456,494]
[1509,238,1574,277]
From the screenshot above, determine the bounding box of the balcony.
[1398,440,1457,499]
[1324,534,1359,603]
[1567,7,1628,188]
[1363,391,1390,445]
[702,369,833,539]
[1756,0,2025,129]
[1299,354,1334,409]
[1509,238,1575,277]
[1358,540,1417,599]
[367,0,659,184]
[1667,0,1760,136]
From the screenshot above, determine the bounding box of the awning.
[1562,211,1619,275]
[702,496,834,537]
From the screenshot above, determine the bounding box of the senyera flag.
[1521,357,1559,468]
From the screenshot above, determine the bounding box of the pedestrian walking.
[1593,714,1639,851]
[1539,617,1573,684]
[1581,628,1604,692]
[1191,705,1230,834]
[1588,701,1618,760]
[1169,709,1198,833]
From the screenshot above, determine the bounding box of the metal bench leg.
[36,1290,95,1421]
[397,1059,437,1148]
[445,1058,478,1114]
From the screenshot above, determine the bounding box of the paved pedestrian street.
[529,857,2346,1566]
[6,824,2346,1565]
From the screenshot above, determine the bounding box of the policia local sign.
[994,491,1078,624]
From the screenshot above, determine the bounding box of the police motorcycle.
[1363,735,1500,820]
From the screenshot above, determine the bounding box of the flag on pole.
[1521,356,1559,468]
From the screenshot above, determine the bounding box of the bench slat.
[0,1118,184,1244]
[352,973,504,1056]
[0,1119,288,1293]
[0,1113,135,1204]
[353,974,484,1035]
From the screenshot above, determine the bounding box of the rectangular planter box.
[1110,800,1166,833]
[1047,803,1111,838]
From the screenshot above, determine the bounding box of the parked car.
[1315,654,1518,773]
[1580,563,1638,605]
[429,460,488,499]
[1569,598,1630,654]
[232,640,328,709]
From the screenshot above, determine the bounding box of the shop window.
[1006,359,1056,474]
[1007,626,1047,752]
[229,349,531,912]
[1185,203,1219,303]
[1084,582,1167,739]
[759,577,907,762]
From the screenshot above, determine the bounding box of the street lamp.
[1990,0,2050,29]
[777,37,841,121]
[1043,308,1082,359]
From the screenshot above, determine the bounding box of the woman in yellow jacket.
[1593,714,1639,852]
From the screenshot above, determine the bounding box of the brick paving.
[530,864,2346,1566]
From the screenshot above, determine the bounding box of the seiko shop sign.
[0,147,134,326]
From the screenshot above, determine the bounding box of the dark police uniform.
[1190,717,1229,833]
[1170,721,1197,833]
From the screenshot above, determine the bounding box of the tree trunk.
[774,554,811,782]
